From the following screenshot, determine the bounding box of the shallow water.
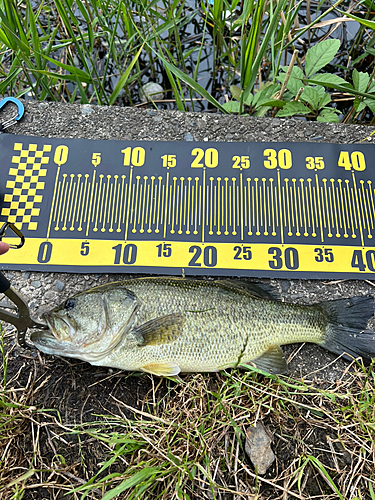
[26,0,371,121]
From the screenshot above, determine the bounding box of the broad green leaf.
[244,93,253,106]
[305,39,340,77]
[276,101,310,117]
[102,467,158,500]
[352,69,370,93]
[354,96,367,113]
[313,85,326,98]
[277,66,304,96]
[365,98,375,114]
[300,86,320,109]
[230,84,241,100]
[256,99,286,108]
[317,109,340,123]
[222,101,240,113]
[366,36,375,56]
[319,92,331,108]
[253,83,281,106]
[307,77,375,100]
[308,73,353,89]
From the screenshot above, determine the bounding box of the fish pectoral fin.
[133,313,185,346]
[249,345,288,375]
[142,362,181,377]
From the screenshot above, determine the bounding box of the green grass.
[4,365,375,498]
[64,364,375,499]
[0,0,374,122]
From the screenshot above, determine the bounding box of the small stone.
[31,280,41,289]
[245,422,275,475]
[139,82,164,102]
[6,273,14,280]
[203,137,208,142]
[44,290,57,300]
[81,105,94,115]
[311,135,323,141]
[24,271,31,279]
[184,132,193,141]
[52,280,65,292]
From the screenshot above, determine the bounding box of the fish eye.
[64,298,76,311]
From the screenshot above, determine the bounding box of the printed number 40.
[338,151,366,171]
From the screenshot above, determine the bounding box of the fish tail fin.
[321,296,375,364]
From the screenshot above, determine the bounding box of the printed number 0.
[37,242,53,263]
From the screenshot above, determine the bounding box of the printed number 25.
[233,246,252,260]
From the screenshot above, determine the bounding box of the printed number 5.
[81,241,90,256]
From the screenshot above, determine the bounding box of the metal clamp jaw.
[0,273,48,347]
[0,222,25,249]
[0,223,47,346]
[0,97,25,131]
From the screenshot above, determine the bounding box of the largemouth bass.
[31,278,375,376]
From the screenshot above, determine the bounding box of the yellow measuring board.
[0,134,375,278]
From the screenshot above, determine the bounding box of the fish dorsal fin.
[141,362,181,377]
[250,345,288,374]
[132,313,184,346]
[218,280,280,301]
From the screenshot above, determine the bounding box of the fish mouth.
[42,312,76,341]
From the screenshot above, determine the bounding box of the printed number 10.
[121,147,145,167]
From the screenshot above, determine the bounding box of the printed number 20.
[189,246,217,267]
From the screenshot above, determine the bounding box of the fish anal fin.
[133,313,184,346]
[248,345,288,375]
[142,362,181,377]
